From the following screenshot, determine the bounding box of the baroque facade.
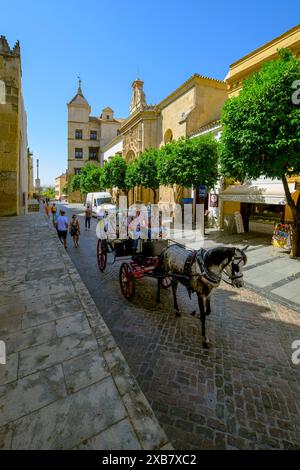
[0,35,30,216]
[101,75,227,205]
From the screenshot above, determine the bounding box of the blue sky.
[1,0,299,186]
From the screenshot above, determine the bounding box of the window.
[89,148,99,160]
[106,115,110,120]
[74,168,82,175]
[90,131,97,140]
[75,129,82,139]
[96,196,112,205]
[75,148,83,158]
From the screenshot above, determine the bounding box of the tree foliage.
[69,164,104,196]
[220,49,300,181]
[220,48,300,256]
[124,149,160,200]
[102,155,128,191]
[157,135,219,189]
[42,186,55,200]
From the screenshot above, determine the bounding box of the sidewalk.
[0,213,171,450]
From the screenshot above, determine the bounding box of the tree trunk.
[152,189,156,204]
[282,176,300,258]
[291,210,300,258]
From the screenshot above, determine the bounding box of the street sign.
[199,185,207,198]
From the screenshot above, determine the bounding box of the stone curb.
[47,217,172,450]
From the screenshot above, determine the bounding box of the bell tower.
[129,78,147,114]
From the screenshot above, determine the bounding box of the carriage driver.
[128,208,148,252]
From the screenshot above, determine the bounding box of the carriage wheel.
[160,276,173,289]
[119,263,136,300]
[97,239,107,272]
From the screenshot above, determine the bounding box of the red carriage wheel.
[97,239,107,272]
[119,263,136,300]
[160,276,173,289]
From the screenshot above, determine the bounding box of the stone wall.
[0,39,22,216]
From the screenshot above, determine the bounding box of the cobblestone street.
[64,206,300,450]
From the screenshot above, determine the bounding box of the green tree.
[220,49,300,257]
[124,159,139,193]
[79,164,104,195]
[69,174,81,193]
[42,186,55,200]
[102,155,129,202]
[69,165,104,202]
[158,135,219,194]
[130,148,160,202]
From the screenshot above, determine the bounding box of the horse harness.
[183,247,244,288]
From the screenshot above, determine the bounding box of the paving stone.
[63,350,110,393]
[55,312,90,337]
[122,389,168,450]
[76,418,142,450]
[0,424,14,449]
[0,365,67,426]
[18,330,98,377]
[3,322,56,355]
[11,377,127,449]
[0,353,18,386]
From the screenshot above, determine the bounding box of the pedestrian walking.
[55,209,68,249]
[51,203,57,224]
[44,202,51,220]
[69,214,80,248]
[85,205,92,230]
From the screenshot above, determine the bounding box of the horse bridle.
[222,253,245,285]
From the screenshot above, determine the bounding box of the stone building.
[100,75,227,205]
[27,148,34,198]
[0,36,30,216]
[55,172,67,201]
[67,80,124,202]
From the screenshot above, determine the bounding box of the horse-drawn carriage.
[96,213,249,348]
[97,237,174,300]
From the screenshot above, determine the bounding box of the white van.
[86,192,116,217]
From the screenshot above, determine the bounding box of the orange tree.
[220,49,300,257]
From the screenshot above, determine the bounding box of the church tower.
[129,78,147,114]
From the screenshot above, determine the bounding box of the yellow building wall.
[284,190,300,222]
[223,201,241,215]
[227,24,300,97]
[0,52,21,216]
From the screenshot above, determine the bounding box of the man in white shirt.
[55,210,68,249]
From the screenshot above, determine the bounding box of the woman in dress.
[69,214,80,248]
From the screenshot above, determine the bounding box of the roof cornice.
[158,74,226,110]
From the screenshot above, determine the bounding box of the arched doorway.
[164,129,173,144]
[125,150,135,163]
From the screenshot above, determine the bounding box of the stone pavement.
[0,213,171,450]
[60,205,300,450]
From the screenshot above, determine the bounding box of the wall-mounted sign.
[199,185,207,198]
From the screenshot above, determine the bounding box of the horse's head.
[223,246,248,288]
